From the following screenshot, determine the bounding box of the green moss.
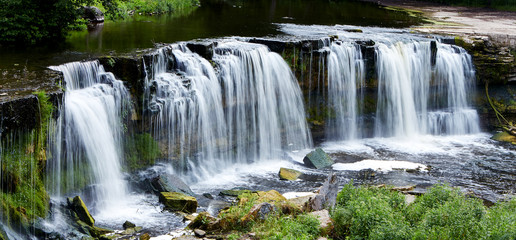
[124,133,160,172]
[33,90,54,167]
[0,132,49,228]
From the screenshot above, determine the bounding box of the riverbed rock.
[279,168,302,180]
[151,175,195,196]
[187,42,215,60]
[83,6,104,23]
[303,148,334,169]
[159,192,198,213]
[187,212,217,230]
[70,196,95,227]
[194,229,206,237]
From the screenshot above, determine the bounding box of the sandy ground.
[372,0,516,46]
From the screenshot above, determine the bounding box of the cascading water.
[48,61,130,211]
[145,41,312,182]
[374,41,479,137]
[326,41,365,140]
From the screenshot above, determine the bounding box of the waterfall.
[145,41,312,182]
[374,41,479,137]
[326,41,365,140]
[48,61,129,211]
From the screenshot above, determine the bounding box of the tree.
[0,0,90,46]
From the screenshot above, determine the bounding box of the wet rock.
[194,229,206,237]
[249,38,287,53]
[183,213,198,222]
[206,200,231,216]
[187,42,215,60]
[159,192,198,213]
[122,220,136,230]
[241,202,275,222]
[151,175,195,196]
[202,193,214,199]
[303,148,334,169]
[83,6,104,23]
[305,173,339,211]
[69,196,95,227]
[278,167,302,180]
[309,209,333,235]
[219,189,252,197]
[345,29,363,33]
[121,228,136,235]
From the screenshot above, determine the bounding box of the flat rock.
[151,175,194,196]
[279,168,302,180]
[303,148,334,169]
[159,192,197,213]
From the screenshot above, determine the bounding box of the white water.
[145,41,312,183]
[326,41,365,140]
[48,61,129,211]
[375,41,479,137]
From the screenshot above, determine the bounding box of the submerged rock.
[69,196,95,227]
[303,148,334,169]
[279,168,302,180]
[159,192,198,213]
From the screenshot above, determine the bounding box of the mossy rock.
[238,190,287,205]
[70,196,95,227]
[278,168,302,181]
[492,131,516,144]
[159,192,198,213]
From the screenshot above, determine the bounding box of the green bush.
[482,198,516,239]
[332,183,410,240]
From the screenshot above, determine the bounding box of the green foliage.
[124,133,160,172]
[33,90,54,164]
[0,0,88,46]
[481,198,516,239]
[96,0,200,20]
[333,183,516,240]
[253,214,320,240]
[333,182,409,239]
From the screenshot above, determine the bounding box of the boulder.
[122,220,135,230]
[69,196,95,227]
[83,6,104,23]
[278,168,302,180]
[151,175,194,196]
[303,148,334,169]
[241,202,275,223]
[187,212,217,230]
[186,42,215,60]
[159,192,198,213]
